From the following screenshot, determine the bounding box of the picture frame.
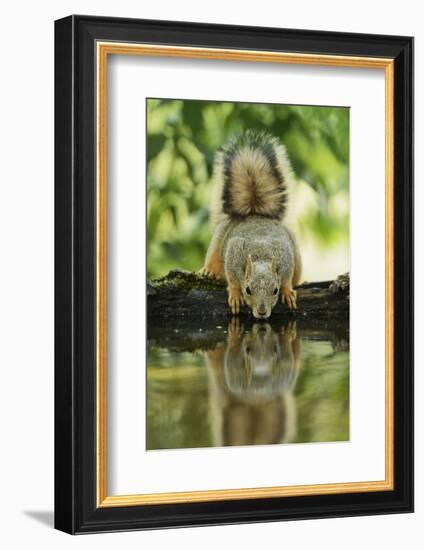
[54,15,414,534]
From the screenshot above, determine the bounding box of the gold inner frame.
[96,42,395,508]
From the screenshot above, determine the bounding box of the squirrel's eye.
[246,287,251,295]
[273,288,278,295]
[246,346,251,354]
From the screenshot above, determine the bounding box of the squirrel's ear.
[245,254,253,278]
[271,256,278,275]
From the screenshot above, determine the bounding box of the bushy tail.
[212,130,293,221]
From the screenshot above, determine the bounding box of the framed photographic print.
[54,15,414,534]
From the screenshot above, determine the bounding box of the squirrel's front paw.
[199,267,215,278]
[281,286,297,310]
[228,287,243,315]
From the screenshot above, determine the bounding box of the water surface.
[147,320,349,450]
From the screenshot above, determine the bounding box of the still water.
[147,320,349,450]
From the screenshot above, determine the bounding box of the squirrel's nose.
[258,303,266,315]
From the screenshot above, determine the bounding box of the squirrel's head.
[242,255,280,319]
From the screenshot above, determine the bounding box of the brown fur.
[225,147,287,218]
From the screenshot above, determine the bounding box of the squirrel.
[205,319,301,446]
[200,130,302,319]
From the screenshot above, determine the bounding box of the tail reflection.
[206,319,301,447]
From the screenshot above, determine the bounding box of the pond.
[146,319,349,451]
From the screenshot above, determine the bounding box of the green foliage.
[147,99,349,279]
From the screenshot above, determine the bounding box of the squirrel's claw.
[281,287,297,310]
[229,296,243,315]
[199,267,214,278]
[228,289,243,315]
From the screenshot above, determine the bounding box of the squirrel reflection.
[206,320,301,447]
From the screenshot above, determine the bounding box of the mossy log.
[147,270,349,321]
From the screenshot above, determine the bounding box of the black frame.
[55,15,414,534]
